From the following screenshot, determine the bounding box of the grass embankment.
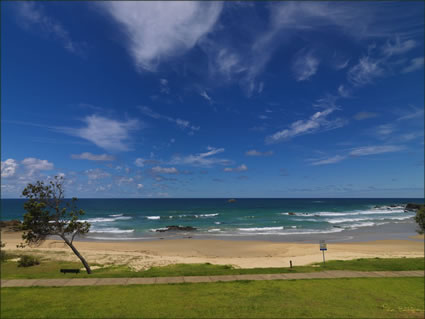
[2,278,424,318]
[1,257,424,279]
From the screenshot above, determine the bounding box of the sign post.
[319,240,327,265]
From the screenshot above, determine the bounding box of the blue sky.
[1,1,424,198]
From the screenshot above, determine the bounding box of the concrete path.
[1,270,423,288]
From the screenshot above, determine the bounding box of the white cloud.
[292,50,320,82]
[71,152,115,161]
[16,2,83,55]
[224,164,248,172]
[85,168,111,180]
[349,145,404,156]
[169,146,230,167]
[401,57,424,73]
[266,107,345,144]
[310,155,346,166]
[139,106,200,132]
[134,158,145,167]
[60,115,139,151]
[348,56,385,86]
[151,166,178,174]
[1,159,18,178]
[22,158,54,175]
[117,177,134,185]
[200,90,212,103]
[137,183,144,190]
[245,150,274,157]
[100,2,223,71]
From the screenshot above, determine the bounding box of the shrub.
[414,206,425,234]
[18,255,40,267]
[0,241,6,262]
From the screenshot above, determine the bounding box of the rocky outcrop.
[405,203,424,211]
[155,225,197,232]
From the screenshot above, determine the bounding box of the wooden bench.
[60,268,80,274]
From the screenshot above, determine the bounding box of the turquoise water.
[1,198,422,240]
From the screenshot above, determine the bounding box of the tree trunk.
[62,237,92,274]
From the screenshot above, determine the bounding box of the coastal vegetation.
[2,278,423,318]
[1,257,423,279]
[20,177,92,273]
[414,205,425,234]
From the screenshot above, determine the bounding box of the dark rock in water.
[405,203,424,211]
[288,212,296,216]
[0,220,22,231]
[156,225,197,232]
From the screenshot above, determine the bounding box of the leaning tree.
[21,176,92,274]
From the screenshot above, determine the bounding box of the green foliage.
[0,242,6,262]
[21,176,90,246]
[17,255,40,268]
[1,278,424,318]
[414,206,425,234]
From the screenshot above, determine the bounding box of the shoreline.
[2,229,423,270]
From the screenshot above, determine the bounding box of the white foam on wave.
[147,216,160,220]
[229,227,344,236]
[214,221,221,225]
[238,226,284,231]
[109,214,123,217]
[197,213,219,218]
[208,228,221,232]
[327,215,412,224]
[149,228,168,232]
[90,227,134,234]
[83,215,133,223]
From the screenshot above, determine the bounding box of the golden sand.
[2,231,423,271]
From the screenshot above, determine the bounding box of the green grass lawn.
[1,258,425,279]
[1,277,423,318]
[1,257,424,279]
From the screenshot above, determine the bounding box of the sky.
[1,1,424,198]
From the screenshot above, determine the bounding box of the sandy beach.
[2,230,423,271]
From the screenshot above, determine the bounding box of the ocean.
[1,198,422,242]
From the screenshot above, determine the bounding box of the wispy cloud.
[71,152,115,161]
[349,145,404,156]
[347,56,385,86]
[401,57,424,73]
[99,2,223,71]
[266,107,345,144]
[200,90,213,103]
[353,112,379,120]
[224,164,248,172]
[310,155,346,166]
[245,150,273,157]
[151,166,178,174]
[169,146,231,167]
[16,2,84,55]
[292,50,320,82]
[59,115,139,152]
[381,37,416,56]
[139,106,200,132]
